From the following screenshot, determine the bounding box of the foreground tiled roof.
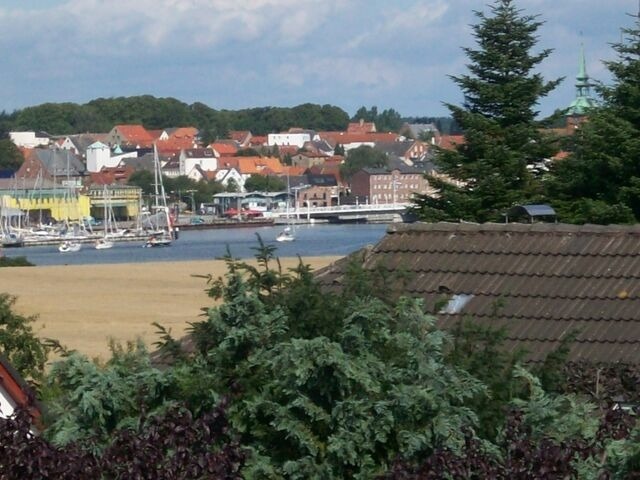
[315,222,640,364]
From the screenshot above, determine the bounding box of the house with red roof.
[216,156,284,191]
[87,165,136,185]
[347,119,377,134]
[249,135,267,147]
[106,125,155,149]
[318,132,400,153]
[209,141,239,157]
[436,134,465,151]
[228,131,252,147]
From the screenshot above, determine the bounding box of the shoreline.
[0,256,340,361]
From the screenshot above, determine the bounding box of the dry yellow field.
[0,257,339,361]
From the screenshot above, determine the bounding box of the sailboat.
[95,186,114,250]
[276,174,295,242]
[143,144,173,248]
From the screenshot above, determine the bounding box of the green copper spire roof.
[567,43,597,116]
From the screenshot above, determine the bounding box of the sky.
[0,0,638,119]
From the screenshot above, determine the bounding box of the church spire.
[566,43,597,117]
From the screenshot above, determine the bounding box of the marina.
[1,223,391,266]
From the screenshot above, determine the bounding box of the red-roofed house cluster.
[6,119,468,215]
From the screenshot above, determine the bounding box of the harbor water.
[2,223,391,266]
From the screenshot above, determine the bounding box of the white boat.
[276,173,296,242]
[58,241,81,253]
[142,144,174,247]
[276,226,295,242]
[95,238,113,250]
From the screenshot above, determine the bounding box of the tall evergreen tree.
[546,11,640,224]
[413,0,561,222]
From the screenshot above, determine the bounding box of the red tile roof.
[169,127,198,140]
[249,135,267,146]
[218,156,284,175]
[347,120,377,134]
[210,142,239,156]
[319,132,399,147]
[114,125,155,146]
[437,134,465,151]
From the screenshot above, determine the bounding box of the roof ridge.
[389,222,640,234]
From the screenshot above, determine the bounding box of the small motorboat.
[58,241,82,253]
[276,226,295,242]
[95,238,114,250]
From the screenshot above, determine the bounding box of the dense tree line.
[4,97,351,138]
[3,97,460,144]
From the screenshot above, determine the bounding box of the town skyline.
[1,1,637,118]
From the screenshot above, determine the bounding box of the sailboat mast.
[153,144,160,210]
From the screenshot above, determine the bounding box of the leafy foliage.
[182,244,486,477]
[340,145,389,181]
[0,138,23,171]
[42,341,175,447]
[380,372,640,479]
[352,106,404,132]
[9,237,640,478]
[0,402,245,479]
[0,256,33,267]
[243,174,286,192]
[412,0,561,222]
[0,293,48,382]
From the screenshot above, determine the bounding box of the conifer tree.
[546,11,640,223]
[413,0,561,222]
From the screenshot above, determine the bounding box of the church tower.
[566,44,597,129]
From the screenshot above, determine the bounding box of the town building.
[349,166,433,205]
[9,131,50,148]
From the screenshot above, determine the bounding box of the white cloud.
[384,0,448,32]
[277,56,402,90]
[1,0,348,55]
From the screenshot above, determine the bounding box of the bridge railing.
[267,203,411,218]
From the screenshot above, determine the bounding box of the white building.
[214,167,244,191]
[267,130,318,148]
[9,131,50,148]
[86,141,136,172]
[179,148,217,178]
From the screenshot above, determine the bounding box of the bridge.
[266,202,413,223]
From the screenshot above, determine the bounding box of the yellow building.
[3,188,90,223]
[0,183,142,223]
